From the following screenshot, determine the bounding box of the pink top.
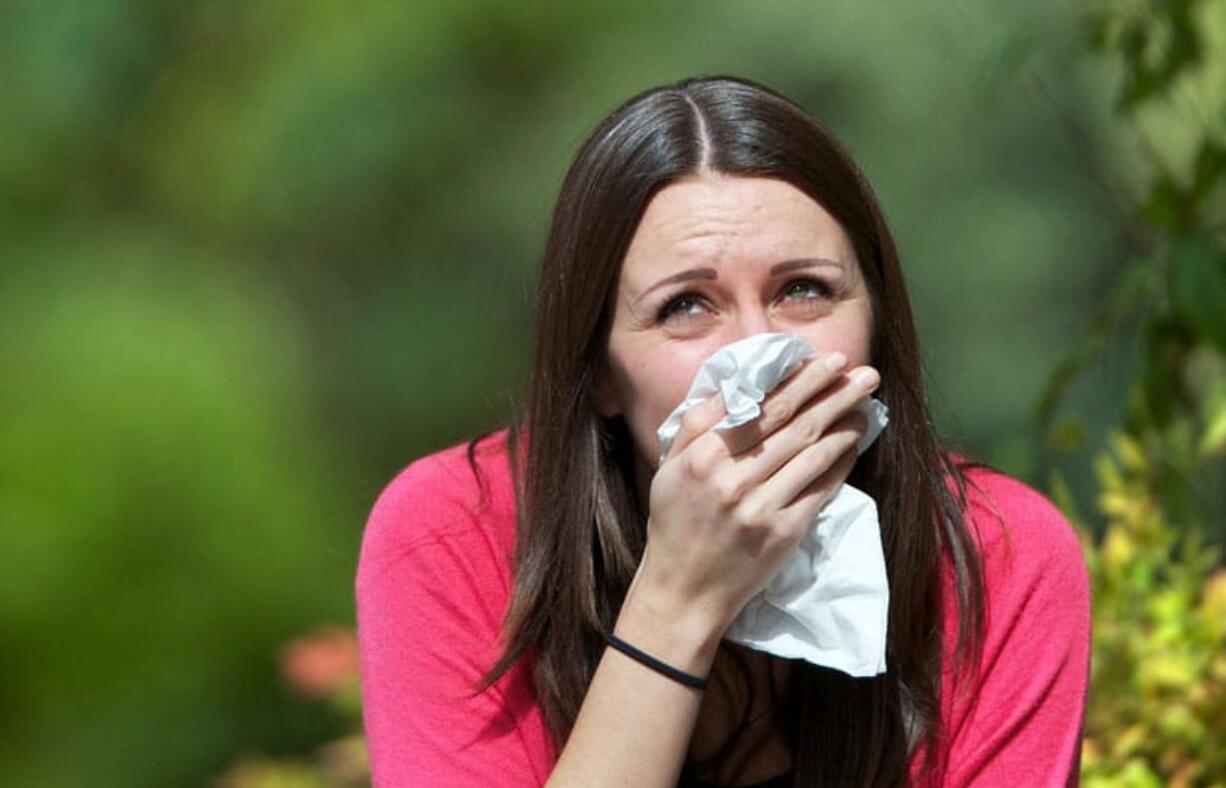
[356,429,1090,787]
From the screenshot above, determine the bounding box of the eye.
[656,292,709,322]
[780,277,832,302]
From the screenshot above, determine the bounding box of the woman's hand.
[615,352,879,671]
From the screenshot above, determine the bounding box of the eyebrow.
[635,257,846,302]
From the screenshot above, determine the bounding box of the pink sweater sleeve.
[355,445,554,787]
[932,471,1091,787]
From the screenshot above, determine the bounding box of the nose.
[732,305,775,341]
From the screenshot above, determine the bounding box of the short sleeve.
[355,445,554,787]
[936,471,1091,787]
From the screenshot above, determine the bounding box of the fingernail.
[823,352,847,371]
[851,368,879,389]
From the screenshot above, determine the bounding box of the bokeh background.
[2,1,1223,786]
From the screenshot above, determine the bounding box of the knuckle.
[799,415,825,446]
[715,470,750,509]
[764,519,799,555]
[679,407,706,437]
[734,496,769,528]
[759,395,792,431]
[735,502,765,539]
[681,449,707,480]
[717,484,739,510]
[684,438,722,479]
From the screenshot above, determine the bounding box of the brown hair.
[479,75,985,786]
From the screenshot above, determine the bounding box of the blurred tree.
[1036,0,1226,783]
[0,0,1133,785]
[1039,0,1225,536]
[0,239,354,786]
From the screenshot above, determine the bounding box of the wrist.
[614,583,725,678]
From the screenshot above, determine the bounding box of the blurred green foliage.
[0,0,1219,785]
[1041,0,1226,783]
[1076,435,1225,786]
[0,239,355,785]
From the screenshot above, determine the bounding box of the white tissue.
[655,332,890,677]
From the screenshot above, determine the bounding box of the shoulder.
[953,459,1086,580]
[944,457,1090,633]
[368,428,516,529]
[358,428,519,582]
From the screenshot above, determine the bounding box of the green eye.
[783,278,830,300]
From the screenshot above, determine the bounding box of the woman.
[356,75,1090,787]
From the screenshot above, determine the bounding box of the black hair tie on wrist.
[604,633,710,690]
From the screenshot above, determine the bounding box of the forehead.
[620,175,856,285]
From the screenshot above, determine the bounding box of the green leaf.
[1200,386,1226,457]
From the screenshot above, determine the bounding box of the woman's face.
[594,174,875,490]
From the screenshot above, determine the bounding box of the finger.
[753,413,865,512]
[776,444,860,528]
[662,392,726,463]
[721,352,856,457]
[719,365,877,489]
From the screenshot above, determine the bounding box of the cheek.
[796,311,874,367]
[612,343,712,449]
[630,355,703,427]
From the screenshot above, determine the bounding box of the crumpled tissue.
[655,332,890,677]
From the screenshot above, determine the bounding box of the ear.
[590,363,622,418]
